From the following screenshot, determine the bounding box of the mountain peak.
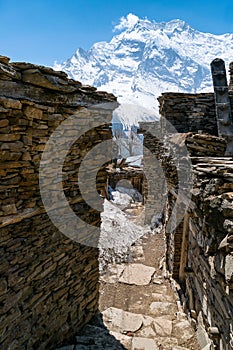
[164,19,188,32]
[54,15,233,126]
[113,13,140,32]
[114,15,189,34]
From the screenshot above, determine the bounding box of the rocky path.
[98,232,200,350]
[56,231,200,350]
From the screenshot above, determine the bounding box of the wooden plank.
[179,213,190,282]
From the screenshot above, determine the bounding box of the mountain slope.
[54,14,233,124]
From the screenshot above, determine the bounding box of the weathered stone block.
[24,105,43,120]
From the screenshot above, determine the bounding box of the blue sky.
[0,0,233,66]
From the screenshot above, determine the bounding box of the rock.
[0,62,21,80]
[1,141,24,151]
[172,320,194,343]
[101,264,125,284]
[24,105,43,120]
[142,316,155,327]
[222,197,233,218]
[119,264,155,285]
[111,191,133,210]
[197,323,212,349]
[22,69,77,92]
[223,220,233,234]
[132,337,159,350]
[0,119,9,128]
[153,317,173,336]
[0,134,20,142]
[0,56,10,64]
[130,245,144,260]
[0,97,22,109]
[152,293,174,302]
[138,326,156,337]
[225,254,233,282]
[149,302,177,317]
[12,62,67,78]
[0,151,22,161]
[152,277,163,285]
[2,204,17,215]
[0,106,8,113]
[110,331,132,349]
[102,307,143,333]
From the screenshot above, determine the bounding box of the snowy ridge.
[54,14,233,125]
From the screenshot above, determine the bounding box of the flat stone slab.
[149,302,177,316]
[142,315,155,327]
[132,337,159,350]
[137,326,156,338]
[152,292,174,302]
[101,264,125,284]
[119,263,155,285]
[153,316,173,336]
[103,307,143,333]
[173,320,194,343]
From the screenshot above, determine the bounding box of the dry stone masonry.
[138,121,166,225]
[144,60,233,350]
[185,157,233,350]
[106,163,144,196]
[0,55,117,350]
[158,93,218,136]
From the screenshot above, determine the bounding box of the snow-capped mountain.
[54,13,233,124]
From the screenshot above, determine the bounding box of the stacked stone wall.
[107,167,144,194]
[159,92,227,136]
[184,159,233,350]
[138,121,166,224]
[0,56,117,349]
[136,86,233,349]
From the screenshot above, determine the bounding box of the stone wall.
[138,121,166,224]
[229,62,233,92]
[182,158,233,350]
[0,56,117,349]
[155,88,233,349]
[106,166,144,195]
[163,133,227,281]
[163,151,233,350]
[136,83,233,349]
[158,93,219,136]
[164,157,233,349]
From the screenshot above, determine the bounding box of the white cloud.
[113,13,139,32]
